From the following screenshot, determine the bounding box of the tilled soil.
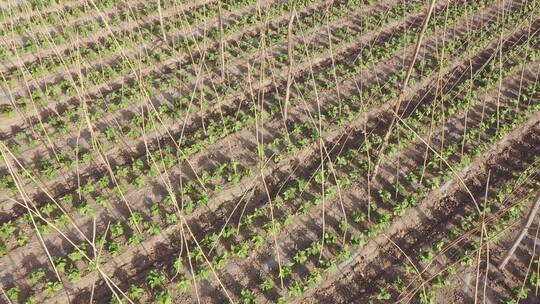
[1,0,539,303]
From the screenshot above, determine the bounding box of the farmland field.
[1,0,540,303]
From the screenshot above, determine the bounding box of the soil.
[1,0,539,303]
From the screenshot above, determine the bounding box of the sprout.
[376,287,391,300]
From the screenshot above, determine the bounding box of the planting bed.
[0,0,539,303]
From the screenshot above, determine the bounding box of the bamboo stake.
[498,191,540,269]
[370,0,437,182]
[283,6,296,123]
